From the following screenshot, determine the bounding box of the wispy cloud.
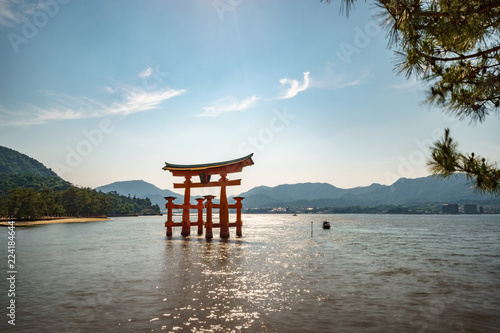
[311,62,370,90]
[278,72,310,99]
[138,67,153,78]
[198,95,260,117]
[0,86,186,127]
[0,0,37,27]
[391,77,419,90]
[114,86,185,114]
[105,86,117,94]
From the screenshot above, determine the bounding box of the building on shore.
[463,204,478,214]
[442,204,459,214]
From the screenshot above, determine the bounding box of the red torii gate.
[162,153,254,239]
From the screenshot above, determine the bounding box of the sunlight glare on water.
[1,214,499,332]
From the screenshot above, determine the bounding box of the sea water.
[1,214,499,332]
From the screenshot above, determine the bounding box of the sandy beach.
[0,217,109,227]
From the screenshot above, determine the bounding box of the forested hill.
[0,146,160,220]
[0,145,60,178]
[0,173,71,196]
[0,145,70,195]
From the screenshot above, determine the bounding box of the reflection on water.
[0,214,499,332]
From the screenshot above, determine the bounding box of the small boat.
[322,221,331,229]
[293,213,297,216]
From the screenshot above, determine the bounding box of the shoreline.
[0,217,109,227]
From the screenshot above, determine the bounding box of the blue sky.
[0,0,498,196]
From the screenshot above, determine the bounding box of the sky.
[0,0,499,197]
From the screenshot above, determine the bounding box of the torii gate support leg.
[204,195,215,239]
[164,196,176,237]
[196,198,205,235]
[219,175,230,238]
[181,176,192,237]
[233,197,244,237]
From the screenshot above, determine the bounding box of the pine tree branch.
[428,129,500,195]
[321,0,359,17]
[425,46,500,62]
[412,2,500,18]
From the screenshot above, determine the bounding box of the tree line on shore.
[0,174,160,220]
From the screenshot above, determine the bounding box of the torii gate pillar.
[233,196,244,237]
[181,176,192,236]
[219,174,230,238]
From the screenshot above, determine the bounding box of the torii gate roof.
[163,153,254,176]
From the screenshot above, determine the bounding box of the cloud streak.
[138,67,153,78]
[0,0,37,27]
[279,72,310,99]
[310,62,370,90]
[0,86,186,127]
[391,77,419,90]
[198,95,260,117]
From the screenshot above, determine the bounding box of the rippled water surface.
[1,214,500,332]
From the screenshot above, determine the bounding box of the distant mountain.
[0,145,60,178]
[94,175,499,210]
[95,180,181,208]
[240,183,345,202]
[354,175,482,206]
[236,174,498,208]
[96,180,168,197]
[96,174,500,210]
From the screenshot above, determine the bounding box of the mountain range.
[1,145,495,210]
[95,180,181,209]
[237,175,497,208]
[95,174,499,209]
